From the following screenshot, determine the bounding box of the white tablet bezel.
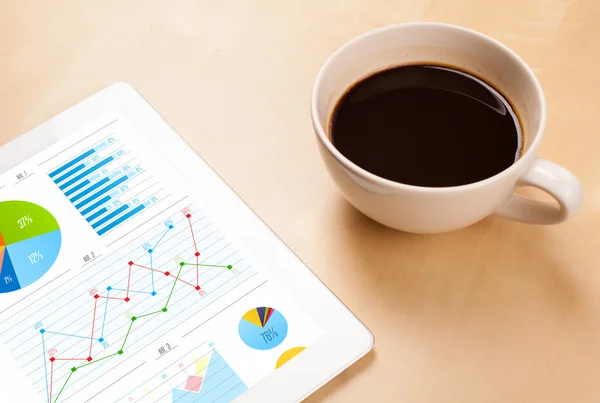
[0,83,373,402]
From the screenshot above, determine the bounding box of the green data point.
[162,307,168,312]
[118,350,123,355]
[227,265,232,269]
[179,262,185,267]
[131,316,137,321]
[71,367,77,372]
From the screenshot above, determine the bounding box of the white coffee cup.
[311,22,582,233]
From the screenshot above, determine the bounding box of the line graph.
[0,113,325,403]
[26,206,245,403]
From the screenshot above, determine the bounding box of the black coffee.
[330,64,522,187]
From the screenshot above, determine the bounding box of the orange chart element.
[276,347,306,369]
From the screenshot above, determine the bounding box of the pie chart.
[276,346,306,369]
[238,307,288,350]
[0,201,62,293]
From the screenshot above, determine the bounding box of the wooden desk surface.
[1,1,599,402]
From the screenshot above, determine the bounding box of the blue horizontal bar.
[81,195,111,216]
[87,207,108,223]
[92,204,129,229]
[49,148,96,178]
[59,156,115,190]
[54,163,88,184]
[75,174,129,210]
[108,169,122,179]
[64,179,90,197]
[97,204,145,236]
[94,141,109,152]
[70,177,110,203]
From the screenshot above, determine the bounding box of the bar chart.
[0,111,325,403]
[46,127,166,237]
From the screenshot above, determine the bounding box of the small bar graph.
[58,154,115,190]
[73,171,133,210]
[64,172,101,197]
[97,202,148,236]
[47,140,109,178]
[46,127,167,237]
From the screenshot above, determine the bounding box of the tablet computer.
[0,83,373,403]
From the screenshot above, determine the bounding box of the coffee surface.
[330,64,522,187]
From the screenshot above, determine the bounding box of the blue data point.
[98,338,104,343]
[39,328,46,334]
[148,249,153,254]
[151,291,157,296]
[106,286,112,291]
[168,225,174,229]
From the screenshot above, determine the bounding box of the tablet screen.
[0,113,325,403]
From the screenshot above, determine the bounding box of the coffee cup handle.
[494,158,582,224]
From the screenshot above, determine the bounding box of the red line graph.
[125,263,132,300]
[49,360,54,403]
[88,297,98,359]
[96,296,127,301]
[40,209,234,403]
[187,213,201,287]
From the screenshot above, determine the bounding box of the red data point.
[49,357,55,362]
[195,286,201,291]
[195,252,200,257]
[165,271,170,276]
[186,214,191,218]
[94,294,99,299]
[87,357,92,362]
[124,297,130,302]
[128,261,133,266]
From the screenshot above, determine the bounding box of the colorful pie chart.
[238,307,288,350]
[0,201,62,293]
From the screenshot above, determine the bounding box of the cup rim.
[311,22,547,193]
